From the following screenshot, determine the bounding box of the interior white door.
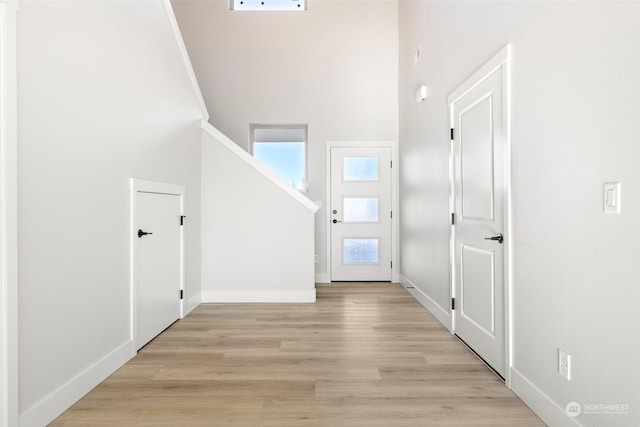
[330,147,392,281]
[452,67,506,377]
[136,191,182,349]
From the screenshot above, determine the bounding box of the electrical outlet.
[558,349,571,380]
[603,182,621,213]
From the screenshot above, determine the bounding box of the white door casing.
[130,179,184,351]
[449,46,512,379]
[327,143,397,282]
[0,2,18,426]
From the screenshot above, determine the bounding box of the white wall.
[172,0,399,281]
[399,1,640,426]
[201,124,316,302]
[17,1,204,424]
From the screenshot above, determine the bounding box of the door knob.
[332,219,342,224]
[484,233,503,244]
[138,229,153,238]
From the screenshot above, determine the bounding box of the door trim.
[325,140,399,283]
[130,178,185,353]
[448,45,512,385]
[0,2,18,426]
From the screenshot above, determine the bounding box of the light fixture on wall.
[415,85,429,102]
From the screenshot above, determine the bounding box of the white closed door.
[136,191,182,349]
[330,147,392,281]
[452,66,507,377]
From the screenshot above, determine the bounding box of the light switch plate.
[603,182,621,214]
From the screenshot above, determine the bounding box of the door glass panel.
[343,198,379,222]
[343,157,378,181]
[343,239,379,264]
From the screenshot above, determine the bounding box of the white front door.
[451,58,508,377]
[330,147,392,281]
[136,191,182,349]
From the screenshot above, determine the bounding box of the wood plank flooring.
[51,283,544,426]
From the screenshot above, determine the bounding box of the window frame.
[230,0,306,12]
[249,124,309,192]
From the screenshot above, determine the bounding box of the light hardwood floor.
[51,283,544,426]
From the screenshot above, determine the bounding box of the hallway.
[51,284,543,426]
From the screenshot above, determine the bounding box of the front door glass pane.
[343,198,379,222]
[343,239,379,264]
[343,157,378,181]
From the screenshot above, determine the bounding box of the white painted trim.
[325,140,399,283]
[18,340,133,427]
[448,45,511,106]
[510,368,583,427]
[503,43,514,389]
[184,294,201,316]
[130,179,186,353]
[400,275,452,332]
[161,0,209,121]
[202,290,316,303]
[448,44,512,384]
[314,273,330,284]
[202,120,319,213]
[0,3,17,426]
[131,178,185,196]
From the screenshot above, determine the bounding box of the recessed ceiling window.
[250,124,308,191]
[230,0,306,11]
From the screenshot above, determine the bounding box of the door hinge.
[451,297,455,310]
[180,215,186,226]
[390,261,393,269]
[451,213,455,225]
[390,210,393,219]
[450,128,455,141]
[390,160,393,168]
[180,290,184,300]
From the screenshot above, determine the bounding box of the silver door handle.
[332,219,342,224]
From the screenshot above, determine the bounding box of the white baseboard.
[19,340,133,427]
[400,275,452,331]
[315,273,330,284]
[202,289,316,303]
[510,367,582,427]
[184,293,201,316]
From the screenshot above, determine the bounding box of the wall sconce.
[415,85,429,102]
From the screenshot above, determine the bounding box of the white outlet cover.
[603,182,621,214]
